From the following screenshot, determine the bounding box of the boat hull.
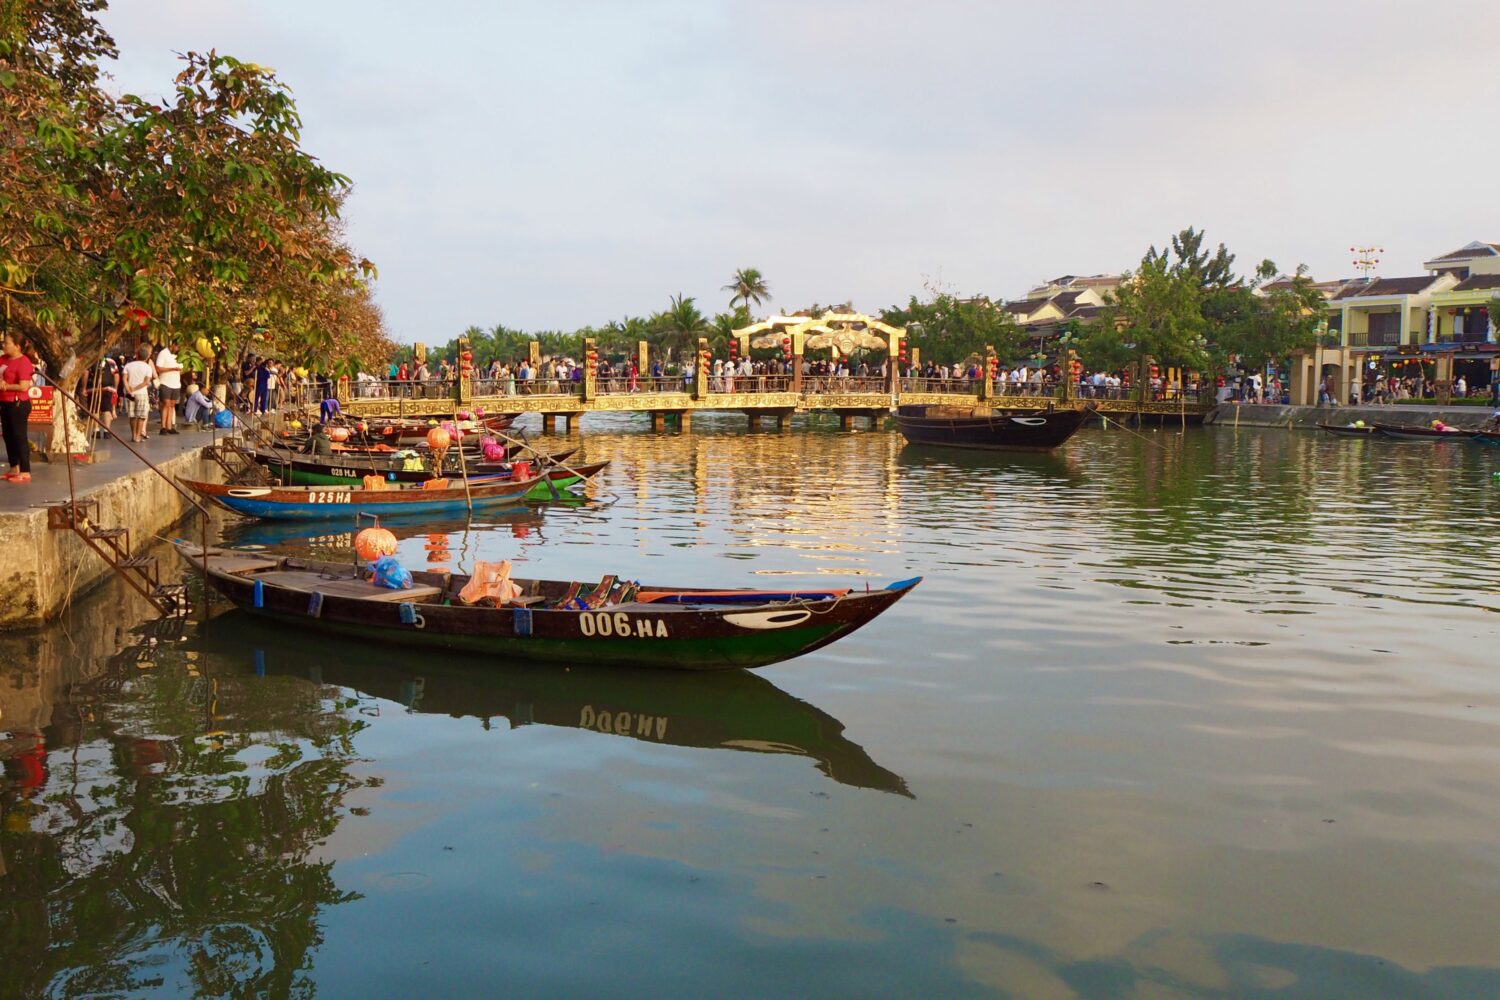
[181,477,539,521]
[1374,424,1471,440]
[260,455,606,499]
[895,405,1090,451]
[1317,423,1379,436]
[187,550,921,671]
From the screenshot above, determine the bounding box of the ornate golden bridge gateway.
[335,312,1214,432]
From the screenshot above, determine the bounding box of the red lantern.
[426,426,451,451]
[782,336,792,360]
[354,525,398,562]
[729,338,738,360]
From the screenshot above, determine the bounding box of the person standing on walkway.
[0,333,36,483]
[123,344,155,442]
[155,340,183,435]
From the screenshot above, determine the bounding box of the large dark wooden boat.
[176,545,921,671]
[1374,423,1472,441]
[894,404,1091,451]
[1473,431,1500,447]
[1317,422,1379,436]
[180,474,541,521]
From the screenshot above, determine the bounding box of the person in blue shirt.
[182,383,217,426]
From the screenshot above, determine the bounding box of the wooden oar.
[487,428,598,499]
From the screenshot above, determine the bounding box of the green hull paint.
[235,606,846,671]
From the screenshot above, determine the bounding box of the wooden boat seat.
[251,570,443,603]
[178,546,282,576]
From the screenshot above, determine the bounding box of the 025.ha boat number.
[307,491,352,504]
[577,611,669,638]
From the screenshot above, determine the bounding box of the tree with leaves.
[649,293,709,360]
[881,293,1023,365]
[1215,263,1327,373]
[1082,247,1209,372]
[723,267,770,319]
[0,0,388,400]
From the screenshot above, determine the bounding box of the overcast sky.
[101,1,1500,343]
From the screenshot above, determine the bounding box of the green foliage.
[1084,247,1209,370]
[723,267,770,318]
[1216,264,1326,371]
[880,293,1023,364]
[0,1,389,385]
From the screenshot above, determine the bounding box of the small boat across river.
[1317,422,1379,436]
[1374,423,1471,440]
[895,404,1091,451]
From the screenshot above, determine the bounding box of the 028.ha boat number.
[578,611,669,638]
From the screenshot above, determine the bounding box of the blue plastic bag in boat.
[372,555,413,590]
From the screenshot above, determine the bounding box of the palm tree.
[652,293,709,360]
[723,267,771,319]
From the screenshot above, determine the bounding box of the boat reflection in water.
[199,611,912,798]
[219,503,570,558]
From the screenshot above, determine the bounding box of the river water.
[3,417,1499,998]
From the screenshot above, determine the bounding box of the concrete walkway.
[0,424,221,515]
[1204,402,1499,430]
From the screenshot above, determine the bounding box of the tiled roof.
[1334,276,1439,299]
[1003,300,1037,314]
[1453,274,1500,291]
[1068,304,1103,319]
[1050,290,1085,312]
[1427,241,1500,262]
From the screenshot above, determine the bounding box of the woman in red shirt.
[0,332,36,482]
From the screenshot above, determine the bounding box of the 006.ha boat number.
[577,611,669,638]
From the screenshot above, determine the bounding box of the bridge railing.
[900,377,978,395]
[597,376,690,395]
[802,376,889,394]
[707,375,794,394]
[995,379,1058,397]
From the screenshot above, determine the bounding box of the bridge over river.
[334,332,1213,432]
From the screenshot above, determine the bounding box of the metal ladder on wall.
[48,497,188,615]
[44,383,219,618]
[204,398,304,485]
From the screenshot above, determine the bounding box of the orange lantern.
[354,525,398,562]
[328,426,350,443]
[426,426,451,451]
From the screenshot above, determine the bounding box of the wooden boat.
[252,449,608,498]
[369,414,515,442]
[180,474,541,521]
[894,404,1091,451]
[1317,422,1379,436]
[1374,423,1472,440]
[1472,431,1500,447]
[176,546,922,671]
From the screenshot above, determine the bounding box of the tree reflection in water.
[0,594,373,999]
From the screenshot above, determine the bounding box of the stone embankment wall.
[1204,403,1495,430]
[0,446,223,630]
